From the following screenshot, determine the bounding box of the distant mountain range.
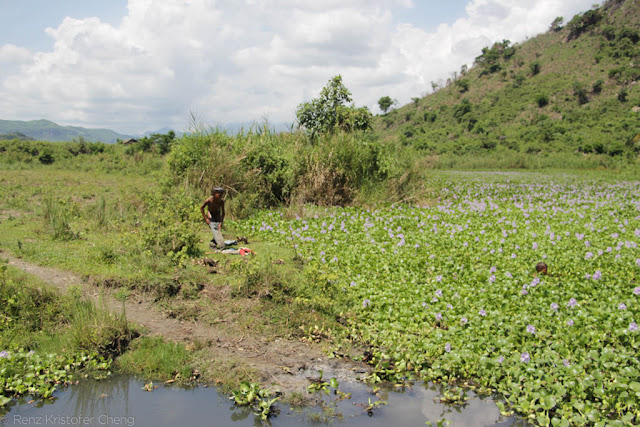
[0,119,295,143]
[0,119,133,143]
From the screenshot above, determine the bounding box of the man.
[201,186,226,249]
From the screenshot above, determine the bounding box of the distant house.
[122,138,138,145]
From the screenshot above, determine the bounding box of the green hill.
[375,0,640,159]
[0,119,132,143]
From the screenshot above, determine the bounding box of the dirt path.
[1,251,369,396]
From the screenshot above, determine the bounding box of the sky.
[0,0,597,135]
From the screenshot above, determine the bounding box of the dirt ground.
[0,250,370,397]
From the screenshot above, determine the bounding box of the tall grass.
[42,195,77,240]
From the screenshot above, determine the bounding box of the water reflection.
[1,376,527,426]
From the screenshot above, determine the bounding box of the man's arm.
[200,199,211,224]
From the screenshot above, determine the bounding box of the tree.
[296,75,372,139]
[378,96,394,113]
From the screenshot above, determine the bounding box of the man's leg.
[209,222,225,249]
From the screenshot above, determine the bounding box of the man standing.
[201,187,226,249]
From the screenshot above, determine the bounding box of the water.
[1,376,527,426]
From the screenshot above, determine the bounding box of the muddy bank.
[1,250,370,396]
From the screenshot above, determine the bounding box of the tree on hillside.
[378,96,395,113]
[296,75,373,139]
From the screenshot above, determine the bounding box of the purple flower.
[435,289,443,297]
[422,302,428,308]
[629,322,638,332]
[447,304,453,310]
[461,317,468,325]
[436,275,443,282]
[490,266,497,273]
[585,252,593,260]
[567,319,574,326]
[567,298,578,308]
[511,253,517,259]
[362,299,370,308]
[520,352,530,363]
[0,351,7,358]
[505,272,513,279]
[350,281,357,287]
[551,302,559,311]
[619,303,627,310]
[435,312,442,321]
[526,324,536,334]
[445,343,451,353]
[489,275,496,283]
[479,309,487,316]
[432,297,439,303]
[634,287,640,296]
[532,242,538,250]
[592,270,602,280]
[563,359,570,367]
[497,356,504,364]
[521,289,528,295]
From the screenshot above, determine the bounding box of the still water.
[1,376,527,427]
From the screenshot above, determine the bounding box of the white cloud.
[0,0,594,133]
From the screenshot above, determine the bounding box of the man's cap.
[212,186,225,193]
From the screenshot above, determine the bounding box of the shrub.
[456,79,470,93]
[530,61,541,76]
[607,142,625,156]
[573,82,589,105]
[38,149,54,164]
[512,73,526,88]
[535,93,549,108]
[618,88,628,103]
[592,79,604,94]
[453,99,472,123]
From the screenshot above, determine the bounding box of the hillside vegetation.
[376,0,640,164]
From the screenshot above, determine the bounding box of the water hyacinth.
[237,173,640,424]
[0,350,7,358]
[618,303,627,310]
[362,299,370,308]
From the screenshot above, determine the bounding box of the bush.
[38,149,54,164]
[607,142,625,156]
[140,192,202,262]
[592,79,604,94]
[535,93,549,108]
[456,79,470,93]
[573,82,589,105]
[618,88,628,103]
[530,61,541,76]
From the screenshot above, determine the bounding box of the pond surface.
[1,376,528,426]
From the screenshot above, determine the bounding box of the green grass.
[114,337,195,382]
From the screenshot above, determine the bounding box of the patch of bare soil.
[0,251,369,396]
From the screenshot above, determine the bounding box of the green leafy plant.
[230,381,280,421]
